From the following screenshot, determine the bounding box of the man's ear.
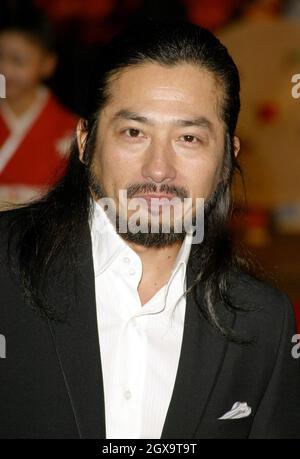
[76,118,88,163]
[233,135,240,158]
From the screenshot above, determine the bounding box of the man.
[0,9,76,205]
[0,20,299,439]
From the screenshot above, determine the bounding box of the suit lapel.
[161,263,234,439]
[47,224,106,439]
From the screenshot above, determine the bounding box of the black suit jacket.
[0,210,300,439]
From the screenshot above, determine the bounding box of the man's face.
[0,31,55,101]
[79,62,238,246]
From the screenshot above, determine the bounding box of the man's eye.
[124,128,142,138]
[180,135,200,143]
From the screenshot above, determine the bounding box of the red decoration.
[35,0,117,22]
[256,101,280,124]
[183,0,243,30]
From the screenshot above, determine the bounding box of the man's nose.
[141,139,177,184]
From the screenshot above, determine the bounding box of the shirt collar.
[90,200,129,276]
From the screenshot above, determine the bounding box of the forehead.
[0,31,43,54]
[103,62,223,124]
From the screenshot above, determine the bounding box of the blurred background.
[0,0,299,328]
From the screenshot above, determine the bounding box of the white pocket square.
[218,401,252,420]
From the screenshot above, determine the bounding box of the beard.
[87,167,223,249]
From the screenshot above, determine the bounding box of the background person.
[0,8,77,206]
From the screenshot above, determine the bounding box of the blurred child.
[0,9,77,205]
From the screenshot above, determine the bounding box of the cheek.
[10,69,36,88]
[186,156,222,198]
[25,68,42,85]
[13,60,43,85]
[92,144,136,195]
[100,139,141,176]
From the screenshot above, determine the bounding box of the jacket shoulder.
[228,267,295,331]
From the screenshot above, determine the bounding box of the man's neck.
[126,240,182,305]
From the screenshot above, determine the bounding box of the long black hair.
[3,20,262,341]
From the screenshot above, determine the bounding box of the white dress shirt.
[90,201,193,439]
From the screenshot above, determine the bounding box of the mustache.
[87,167,225,216]
[126,183,189,200]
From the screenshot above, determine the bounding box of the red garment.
[0,92,76,187]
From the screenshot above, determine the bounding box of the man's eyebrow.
[112,110,149,124]
[175,117,214,131]
[112,109,215,133]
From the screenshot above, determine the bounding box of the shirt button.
[124,390,132,400]
[129,268,136,275]
[123,257,130,264]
